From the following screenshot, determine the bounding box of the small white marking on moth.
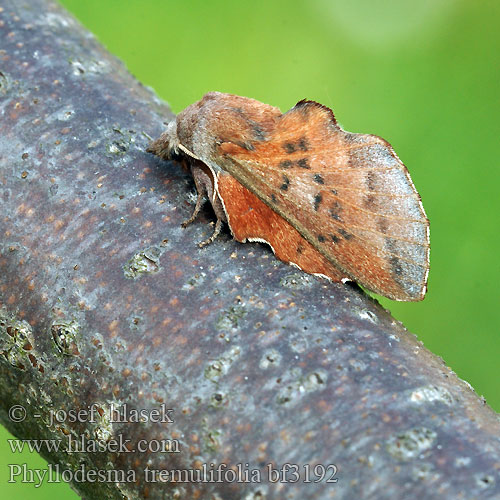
[247,237,276,254]
[312,272,331,280]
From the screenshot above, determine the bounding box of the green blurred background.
[2,0,498,497]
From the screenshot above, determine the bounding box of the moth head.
[147,120,180,160]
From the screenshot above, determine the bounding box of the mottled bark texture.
[0,1,499,499]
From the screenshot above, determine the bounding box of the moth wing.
[216,100,430,301]
[217,172,348,282]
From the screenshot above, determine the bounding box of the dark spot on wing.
[367,171,376,191]
[389,256,403,276]
[279,158,310,169]
[364,194,376,208]
[271,194,277,203]
[279,160,292,168]
[317,234,326,242]
[329,201,342,221]
[385,239,408,279]
[280,175,290,191]
[252,124,266,141]
[297,158,310,169]
[331,188,338,195]
[378,218,389,234]
[384,237,397,253]
[338,228,353,240]
[283,138,309,153]
[314,193,322,211]
[298,137,309,151]
[231,107,267,141]
[330,234,340,244]
[296,245,304,254]
[313,174,324,184]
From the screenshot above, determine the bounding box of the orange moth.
[148,92,430,301]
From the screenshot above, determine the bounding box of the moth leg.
[181,191,206,228]
[184,160,227,247]
[181,161,211,228]
[198,218,223,248]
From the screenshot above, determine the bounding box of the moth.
[148,92,430,301]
